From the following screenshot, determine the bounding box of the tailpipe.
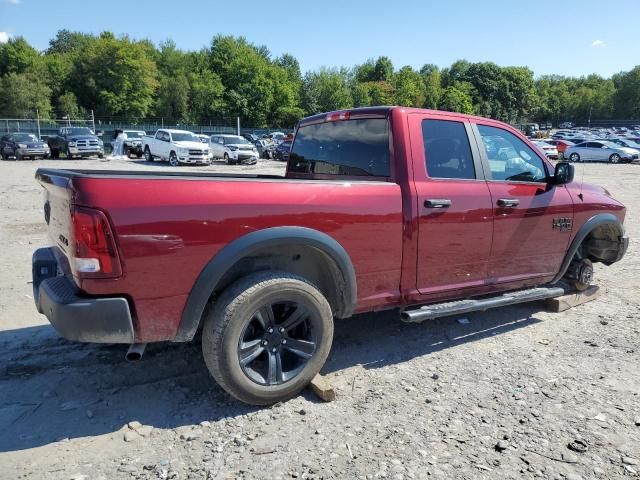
[125,343,147,362]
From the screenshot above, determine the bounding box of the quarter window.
[477,125,547,182]
[422,119,476,179]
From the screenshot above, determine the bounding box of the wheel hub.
[578,262,593,285]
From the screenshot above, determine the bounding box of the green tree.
[393,66,425,107]
[373,56,394,82]
[613,66,640,119]
[0,37,40,76]
[0,71,52,117]
[439,86,474,114]
[301,68,353,114]
[420,64,442,109]
[69,33,158,119]
[56,91,82,118]
[188,70,225,123]
[155,73,190,122]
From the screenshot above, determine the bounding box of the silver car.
[564,140,639,163]
[209,135,259,165]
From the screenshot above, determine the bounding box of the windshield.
[124,131,143,138]
[171,132,197,142]
[223,136,249,145]
[13,133,38,142]
[66,127,93,136]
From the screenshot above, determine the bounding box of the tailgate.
[37,170,75,258]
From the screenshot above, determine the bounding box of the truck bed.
[36,168,285,181]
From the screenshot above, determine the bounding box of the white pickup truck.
[142,129,211,166]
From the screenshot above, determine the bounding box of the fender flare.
[174,226,357,342]
[551,213,624,284]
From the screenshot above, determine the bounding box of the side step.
[401,286,565,323]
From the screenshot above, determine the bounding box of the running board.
[401,287,565,323]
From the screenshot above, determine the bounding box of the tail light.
[71,206,122,278]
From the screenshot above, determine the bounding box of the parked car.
[241,133,260,143]
[0,132,50,160]
[121,130,145,158]
[269,131,286,144]
[48,127,104,159]
[209,134,259,164]
[255,138,275,159]
[31,106,628,405]
[558,122,574,129]
[273,140,292,161]
[194,134,209,144]
[142,129,210,166]
[565,141,639,163]
[544,139,574,159]
[606,138,640,152]
[532,140,559,160]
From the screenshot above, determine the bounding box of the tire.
[98,153,104,159]
[224,152,232,164]
[609,153,621,164]
[202,271,334,405]
[144,147,153,162]
[169,151,179,167]
[569,153,580,163]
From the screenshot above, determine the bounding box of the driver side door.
[472,121,574,282]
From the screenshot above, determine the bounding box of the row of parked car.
[139,129,293,166]
[531,126,640,164]
[0,127,106,160]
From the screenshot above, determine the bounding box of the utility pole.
[91,110,95,132]
[237,116,240,136]
[36,108,41,139]
[588,106,592,129]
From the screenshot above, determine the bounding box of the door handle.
[497,198,520,208]
[424,199,452,209]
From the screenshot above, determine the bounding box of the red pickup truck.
[32,107,628,405]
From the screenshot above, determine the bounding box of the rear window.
[288,118,390,177]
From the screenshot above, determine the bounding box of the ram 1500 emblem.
[552,218,572,232]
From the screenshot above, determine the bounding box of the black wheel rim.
[238,301,317,386]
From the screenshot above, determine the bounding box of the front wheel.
[609,153,621,164]
[224,152,233,164]
[569,153,580,163]
[144,147,153,162]
[202,271,334,405]
[168,151,179,167]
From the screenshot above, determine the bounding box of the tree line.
[1,30,639,127]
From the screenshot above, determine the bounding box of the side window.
[422,119,475,179]
[587,142,601,149]
[477,125,547,182]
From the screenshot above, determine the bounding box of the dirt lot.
[0,156,638,480]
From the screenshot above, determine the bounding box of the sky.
[1,0,638,78]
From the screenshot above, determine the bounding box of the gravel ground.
[0,156,638,480]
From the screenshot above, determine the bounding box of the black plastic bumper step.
[401,286,565,323]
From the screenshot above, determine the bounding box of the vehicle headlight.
[98,140,104,146]
[252,148,258,153]
[68,142,76,147]
[17,143,27,148]
[44,145,50,149]
[228,146,238,151]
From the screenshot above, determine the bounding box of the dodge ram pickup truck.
[142,129,211,166]
[32,107,628,405]
[47,127,104,159]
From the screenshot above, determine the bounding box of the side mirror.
[553,162,575,185]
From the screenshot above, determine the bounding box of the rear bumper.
[32,247,134,343]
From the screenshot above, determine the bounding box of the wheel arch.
[174,226,357,342]
[551,213,626,284]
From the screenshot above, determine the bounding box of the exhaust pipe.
[126,343,146,362]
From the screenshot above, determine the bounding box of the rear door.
[471,121,573,281]
[408,113,494,295]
